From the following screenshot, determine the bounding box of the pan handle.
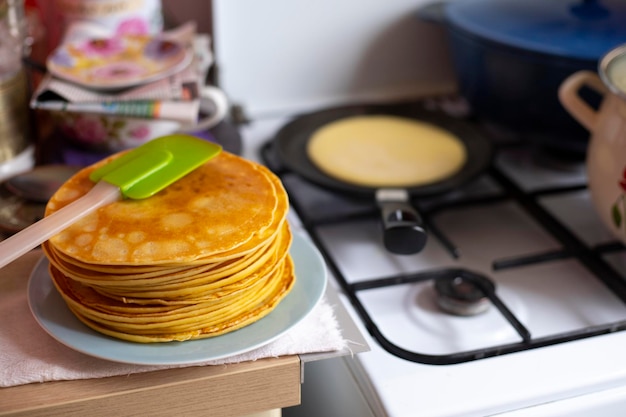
[376,188,427,255]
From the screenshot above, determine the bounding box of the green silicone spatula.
[0,134,222,269]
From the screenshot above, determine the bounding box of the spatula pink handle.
[0,181,121,269]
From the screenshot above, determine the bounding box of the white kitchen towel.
[0,250,347,387]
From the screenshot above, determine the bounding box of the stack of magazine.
[30,23,212,126]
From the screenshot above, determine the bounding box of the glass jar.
[0,0,24,80]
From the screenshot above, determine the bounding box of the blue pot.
[419,0,626,153]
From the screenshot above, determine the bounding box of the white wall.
[212,0,456,119]
[160,0,457,120]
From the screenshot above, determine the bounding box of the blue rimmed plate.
[27,232,326,365]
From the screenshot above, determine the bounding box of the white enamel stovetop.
[240,117,626,417]
[213,1,626,414]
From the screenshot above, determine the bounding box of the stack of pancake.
[42,150,295,343]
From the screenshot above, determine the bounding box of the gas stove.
[238,111,626,417]
[211,0,626,412]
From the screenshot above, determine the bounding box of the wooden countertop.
[0,248,303,417]
[0,355,301,417]
[0,222,365,417]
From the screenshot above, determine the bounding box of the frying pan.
[273,102,493,255]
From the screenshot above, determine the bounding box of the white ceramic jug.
[559,44,626,243]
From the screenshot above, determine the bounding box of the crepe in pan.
[307,115,467,188]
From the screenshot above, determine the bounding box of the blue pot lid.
[445,0,626,61]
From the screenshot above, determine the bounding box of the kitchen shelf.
[0,355,300,417]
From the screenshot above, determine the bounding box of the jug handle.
[558,70,608,132]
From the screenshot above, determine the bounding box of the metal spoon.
[0,165,80,234]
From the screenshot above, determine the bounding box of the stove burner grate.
[261,118,626,365]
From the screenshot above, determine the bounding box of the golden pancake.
[43,148,296,343]
[44,224,286,290]
[45,222,292,304]
[45,150,287,265]
[51,254,287,321]
[50,255,295,342]
[307,115,467,188]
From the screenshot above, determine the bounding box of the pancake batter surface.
[306,115,467,187]
[45,151,285,265]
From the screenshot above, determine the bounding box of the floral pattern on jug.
[612,167,626,231]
